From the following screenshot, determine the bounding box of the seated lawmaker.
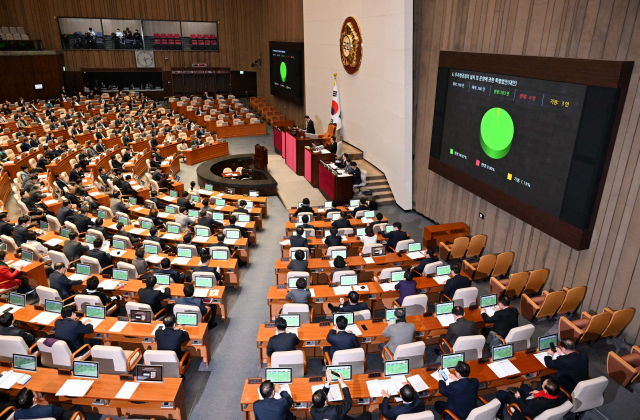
[294,198,316,216]
[380,383,425,420]
[0,313,35,347]
[543,338,589,393]
[14,387,83,420]
[155,315,190,360]
[287,249,308,272]
[266,316,301,357]
[328,291,368,313]
[54,306,94,352]
[382,222,409,251]
[254,380,294,420]
[285,278,311,304]
[435,361,480,420]
[481,294,519,343]
[138,276,171,314]
[290,226,311,248]
[323,314,361,358]
[494,378,567,420]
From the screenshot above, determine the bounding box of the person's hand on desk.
[381,389,391,399]
[274,383,282,394]
[81,317,92,325]
[176,325,185,331]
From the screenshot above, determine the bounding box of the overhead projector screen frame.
[428,51,632,250]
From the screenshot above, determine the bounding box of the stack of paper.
[431,370,453,386]
[88,192,100,197]
[406,251,425,260]
[192,236,209,243]
[345,324,363,336]
[361,218,373,224]
[533,352,556,367]
[171,257,191,265]
[157,212,169,218]
[407,374,429,392]
[98,280,121,290]
[286,327,299,336]
[109,321,128,333]
[436,314,456,327]
[214,206,224,210]
[45,238,64,246]
[223,239,236,245]
[279,239,291,246]
[332,286,352,296]
[488,360,521,378]
[0,371,25,390]
[363,257,375,264]
[309,288,316,297]
[43,199,58,205]
[198,189,212,195]
[10,260,31,268]
[69,274,87,281]
[30,312,59,325]
[162,233,181,240]
[85,318,103,328]
[380,283,397,292]
[484,307,498,317]
[311,384,343,401]
[132,185,142,190]
[116,382,139,399]
[328,260,335,268]
[145,255,164,264]
[56,379,94,397]
[433,275,450,284]
[236,222,248,227]
[366,376,407,397]
[129,228,144,235]
[193,289,209,298]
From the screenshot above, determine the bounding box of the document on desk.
[363,257,375,264]
[131,207,145,212]
[69,274,87,281]
[309,288,316,297]
[332,286,352,296]
[533,352,555,367]
[406,251,425,260]
[345,324,363,336]
[235,222,248,227]
[43,199,59,205]
[380,283,397,292]
[285,327,299,336]
[431,370,453,386]
[109,320,129,333]
[10,260,31,268]
[145,255,164,264]
[329,260,335,268]
[192,236,208,243]
[85,318,104,328]
[320,149,331,154]
[0,371,25,390]
[88,192,100,197]
[258,384,291,400]
[433,275,450,285]
[484,307,497,317]
[488,360,520,378]
[436,314,456,327]
[30,312,59,325]
[171,257,191,266]
[193,288,209,298]
[157,212,169,218]
[132,185,143,190]
[360,218,373,224]
[116,382,139,399]
[56,379,94,397]
[0,304,22,314]
[407,374,429,392]
[352,285,369,293]
[151,324,165,335]
[198,189,212,195]
[223,239,236,245]
[214,206,224,210]
[162,233,181,240]
[366,380,384,398]
[311,384,343,401]
[45,238,65,246]
[279,239,291,246]
[129,228,144,235]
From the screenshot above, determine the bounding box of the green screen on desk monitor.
[328,365,352,381]
[442,353,464,369]
[279,314,300,328]
[265,368,292,384]
[86,306,105,319]
[384,359,409,376]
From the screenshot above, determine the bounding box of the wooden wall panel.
[0,53,64,102]
[0,0,305,124]
[413,0,640,345]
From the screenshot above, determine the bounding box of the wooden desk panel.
[423,222,470,248]
[210,122,267,139]
[183,142,230,165]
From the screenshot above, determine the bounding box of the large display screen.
[269,41,304,105]
[429,52,631,250]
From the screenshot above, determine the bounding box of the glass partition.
[101,19,143,50]
[58,18,103,49]
[180,21,219,51]
[142,20,182,50]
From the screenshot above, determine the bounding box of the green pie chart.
[480,107,514,159]
[280,62,287,82]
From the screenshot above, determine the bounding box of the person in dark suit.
[68,164,84,184]
[298,215,314,230]
[266,316,301,357]
[286,249,308,272]
[380,384,425,420]
[197,210,223,231]
[441,272,471,300]
[543,339,589,393]
[63,232,89,263]
[14,387,83,420]
[304,115,315,134]
[13,216,32,248]
[310,370,370,420]
[177,191,195,210]
[351,198,369,217]
[290,226,311,248]
[49,263,83,299]
[81,275,120,307]
[175,283,208,316]
[444,306,477,347]
[54,306,94,352]
[328,291,368,313]
[294,198,316,216]
[155,315,190,360]
[95,138,106,153]
[92,218,112,241]
[115,223,140,246]
[323,315,360,358]
[350,161,362,185]
[121,175,139,200]
[435,362,480,420]
[324,227,343,247]
[0,313,35,346]
[235,200,250,214]
[382,222,409,251]
[148,191,166,210]
[148,227,170,252]
[86,239,112,275]
[227,215,248,238]
[0,212,15,237]
[329,255,351,282]
[110,155,123,170]
[331,212,351,229]
[254,380,295,420]
[414,253,440,274]
[56,200,76,225]
[328,136,338,154]
[154,258,182,284]
[481,294,519,341]
[190,251,223,283]
[494,378,567,420]
[72,207,94,234]
[138,276,171,314]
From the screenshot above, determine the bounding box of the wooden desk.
[208,122,267,139]
[423,222,470,248]
[156,141,179,158]
[0,172,11,207]
[162,156,181,175]
[4,254,48,288]
[284,131,314,176]
[305,149,335,187]
[0,366,187,420]
[319,163,353,205]
[183,141,229,166]
[284,218,390,236]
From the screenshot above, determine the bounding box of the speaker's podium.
[253,144,268,170]
[284,128,315,175]
[318,161,353,205]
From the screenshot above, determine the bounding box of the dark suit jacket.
[380,394,425,420]
[306,120,315,134]
[92,225,112,240]
[512,392,568,420]
[352,167,362,185]
[73,213,94,233]
[326,330,360,358]
[57,206,75,225]
[155,326,189,359]
[415,256,440,273]
[382,230,409,250]
[290,235,310,248]
[294,205,315,216]
[439,377,480,420]
[0,220,14,237]
[81,287,113,306]
[329,142,337,154]
[324,235,343,247]
[481,306,519,338]
[13,226,29,247]
[49,271,83,299]
[545,352,589,393]
[54,317,94,352]
[445,318,477,346]
[154,267,181,284]
[0,326,35,346]
[138,286,171,313]
[197,216,222,230]
[63,240,89,262]
[87,248,112,271]
[253,391,294,420]
[14,404,66,420]
[331,301,369,313]
[177,197,194,210]
[287,259,308,272]
[310,386,352,420]
[331,218,351,229]
[442,274,471,300]
[266,332,300,357]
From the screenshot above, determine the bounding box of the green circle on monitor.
[480,107,514,159]
[280,62,287,82]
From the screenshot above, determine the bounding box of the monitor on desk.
[480,294,498,308]
[538,334,558,351]
[136,365,163,383]
[364,211,375,218]
[45,299,63,314]
[188,210,199,218]
[226,230,240,240]
[492,343,515,362]
[176,312,198,327]
[385,225,394,233]
[390,271,404,282]
[340,275,358,286]
[113,239,126,250]
[436,301,454,315]
[324,201,333,208]
[76,264,91,276]
[265,368,292,384]
[155,274,171,285]
[215,199,226,206]
[128,198,137,206]
[408,243,421,252]
[330,249,347,260]
[245,201,254,209]
[211,250,228,260]
[166,206,176,214]
[9,293,25,308]
[13,354,37,372]
[212,212,224,221]
[356,228,365,236]
[287,277,303,289]
[130,309,152,324]
[436,265,452,276]
[85,305,105,320]
[332,213,341,221]
[384,359,409,377]
[177,248,192,258]
[118,216,129,225]
[97,210,107,220]
[333,312,354,325]
[385,308,397,323]
[169,190,178,198]
[190,195,200,203]
[85,234,96,244]
[194,276,213,288]
[442,353,465,369]
[21,251,33,263]
[39,221,48,231]
[279,314,300,328]
[373,247,386,256]
[112,269,129,281]
[238,214,250,223]
[324,230,331,237]
[195,228,210,238]
[225,187,235,195]
[144,244,159,255]
[167,225,180,234]
[297,203,304,208]
[349,200,359,207]
[205,184,214,191]
[328,365,352,381]
[140,220,153,230]
[249,190,259,197]
[60,228,71,238]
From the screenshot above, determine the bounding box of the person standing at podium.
[328,136,337,154]
[304,115,315,134]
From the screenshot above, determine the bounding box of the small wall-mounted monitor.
[34,84,43,90]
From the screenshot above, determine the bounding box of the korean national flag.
[329,81,342,130]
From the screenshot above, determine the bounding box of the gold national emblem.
[340,17,362,74]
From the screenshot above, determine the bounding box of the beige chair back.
[465,235,487,259]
